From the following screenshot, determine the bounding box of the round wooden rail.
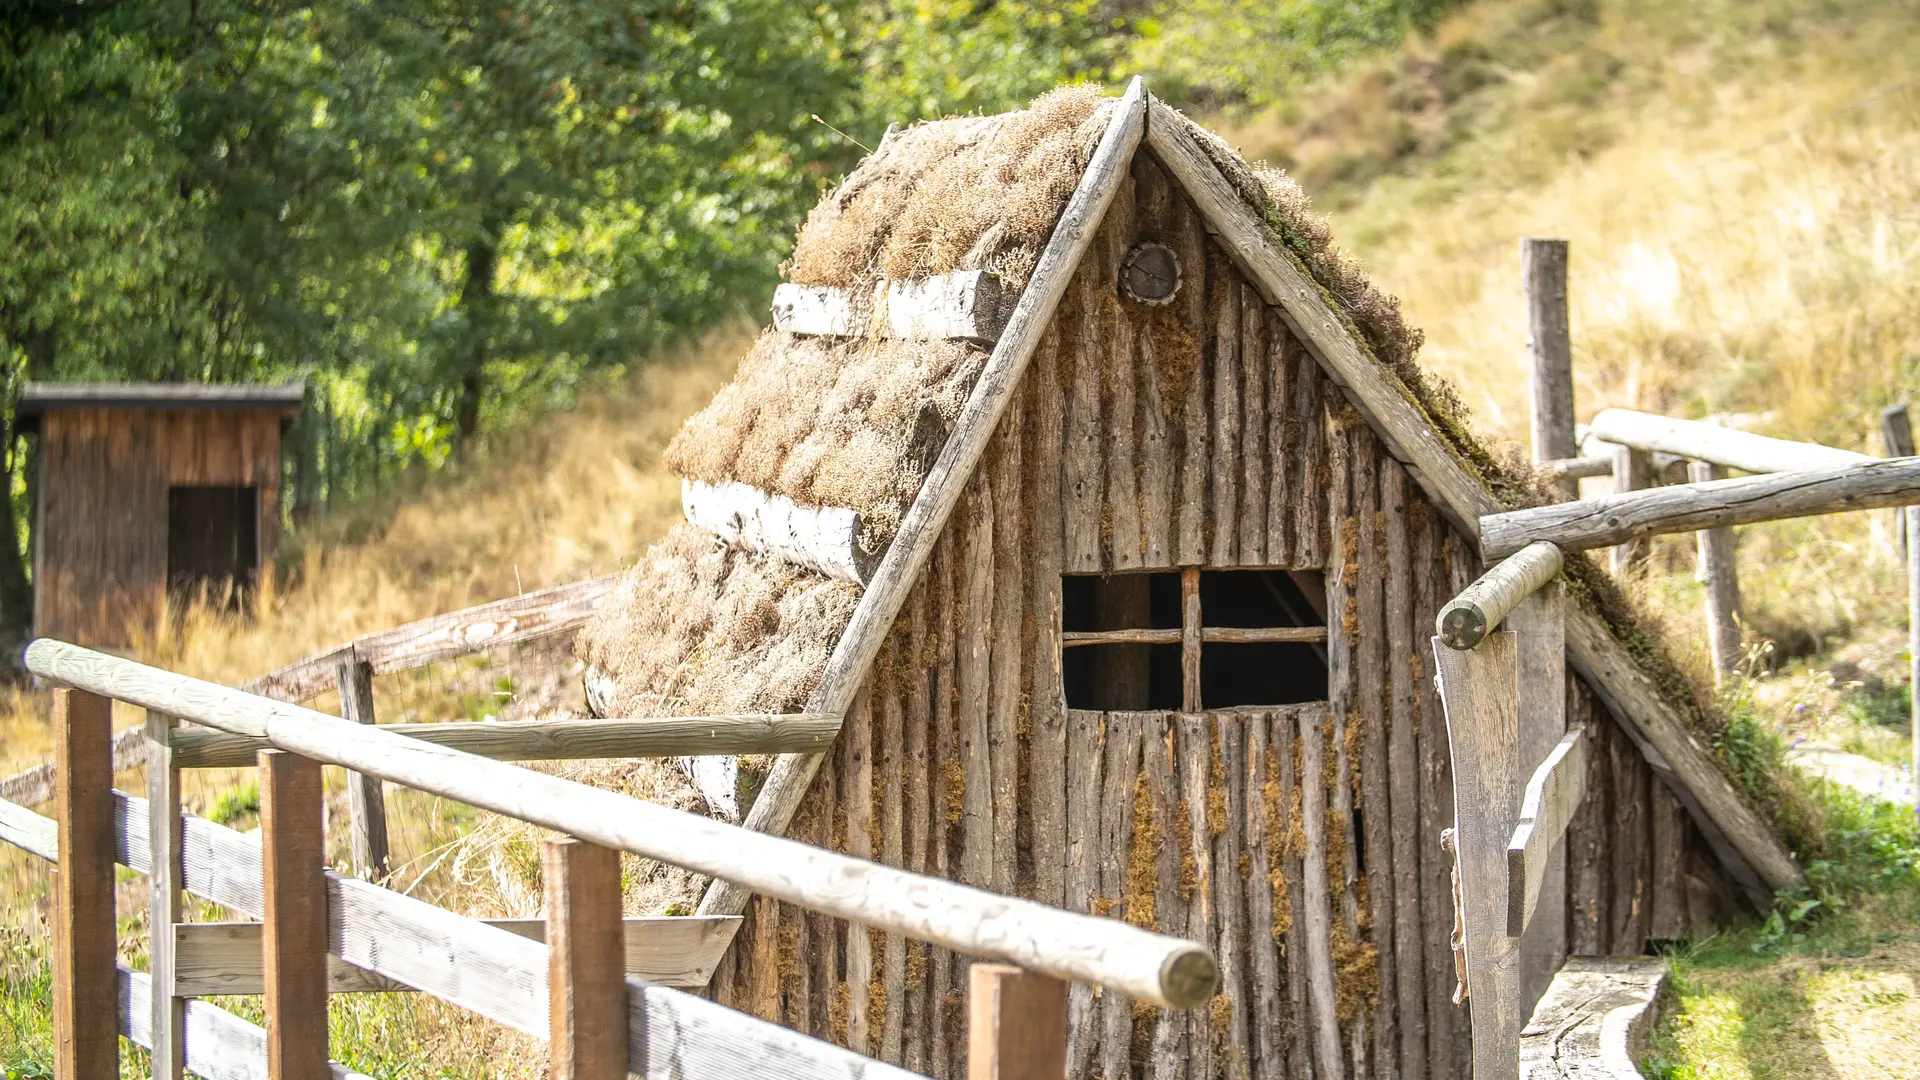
[26,639,1219,1010]
[1435,541,1564,650]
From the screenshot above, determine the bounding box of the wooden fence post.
[545,836,629,1080]
[1523,239,1578,499]
[1433,634,1524,1080]
[1509,585,1566,1014]
[52,687,116,1078]
[1687,461,1743,683]
[260,749,329,1080]
[1883,404,1914,557]
[967,963,1067,1080]
[1609,446,1654,576]
[336,656,389,880]
[148,709,186,1080]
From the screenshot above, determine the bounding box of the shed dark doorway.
[167,485,258,608]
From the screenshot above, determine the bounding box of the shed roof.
[17,382,306,419]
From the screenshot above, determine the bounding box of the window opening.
[167,485,259,610]
[1061,568,1329,710]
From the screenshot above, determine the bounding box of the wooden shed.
[20,382,303,649]
[577,84,1793,1079]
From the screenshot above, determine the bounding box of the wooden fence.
[9,639,1217,1079]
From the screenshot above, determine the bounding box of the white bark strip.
[1588,408,1869,475]
[29,638,1217,1010]
[681,478,876,584]
[1482,456,1920,558]
[1507,728,1588,938]
[772,269,1013,343]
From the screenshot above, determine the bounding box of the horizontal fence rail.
[1587,408,1870,475]
[170,712,843,769]
[243,573,621,703]
[1480,456,1920,559]
[27,639,1220,1010]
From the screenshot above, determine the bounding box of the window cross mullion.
[1181,566,1202,713]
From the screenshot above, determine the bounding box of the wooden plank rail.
[1507,727,1588,936]
[170,712,843,769]
[1537,456,1613,482]
[1481,456,1920,559]
[27,638,1219,1010]
[1588,408,1870,475]
[119,967,375,1080]
[1436,541,1564,650]
[244,572,621,703]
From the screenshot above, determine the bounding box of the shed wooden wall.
[709,149,1742,1078]
[35,408,284,647]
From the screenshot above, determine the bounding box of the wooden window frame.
[1060,567,1329,711]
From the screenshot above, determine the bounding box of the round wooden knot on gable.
[1120,241,1181,305]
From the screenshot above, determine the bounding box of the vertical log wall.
[712,149,1743,1077]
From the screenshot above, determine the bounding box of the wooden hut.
[577,84,1791,1078]
[20,382,303,648]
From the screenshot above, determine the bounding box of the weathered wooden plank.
[1182,568,1203,713]
[1277,707,1315,1080]
[958,483,995,893]
[1487,456,1920,559]
[1292,358,1326,568]
[624,973,929,1080]
[1382,464,1428,1080]
[1264,317,1295,565]
[0,793,56,860]
[148,709,186,1080]
[1524,239,1579,500]
[902,585,930,1070]
[1210,247,1243,566]
[1353,431,1400,1080]
[1647,782,1689,944]
[1414,512,1460,1074]
[929,537,958,1080]
[681,478,874,584]
[1244,714,1286,1080]
[1588,408,1870,475]
[1104,175,1143,570]
[1609,729,1651,955]
[547,837,629,1080]
[1213,712,1253,1078]
[1176,712,1217,1080]
[989,403,1024,899]
[1296,705,1344,1080]
[771,270,1013,343]
[847,687,876,1053]
[1063,708,1104,1075]
[1507,728,1588,937]
[1098,714,1144,1080]
[968,965,1068,1080]
[1026,327,1069,912]
[1565,684,1609,957]
[1174,183,1212,567]
[53,688,116,1080]
[1141,712,1186,1080]
[1436,540,1564,650]
[1517,957,1665,1080]
[244,573,620,703]
[1240,282,1270,564]
[260,750,329,1080]
[172,712,844,769]
[1539,457,1615,482]
[882,674,909,1061]
[1131,159,1176,567]
[1064,258,1107,573]
[1433,633,1527,1080]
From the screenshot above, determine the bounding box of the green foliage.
[207,781,260,827]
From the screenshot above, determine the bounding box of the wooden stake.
[967,964,1066,1080]
[52,688,115,1080]
[545,837,629,1080]
[149,709,186,1080]
[1523,239,1578,499]
[1688,462,1743,683]
[1883,404,1914,558]
[1610,445,1654,576]
[259,749,329,1080]
[1910,503,1920,827]
[336,658,389,881]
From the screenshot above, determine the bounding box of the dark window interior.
[167,485,258,608]
[1061,569,1329,710]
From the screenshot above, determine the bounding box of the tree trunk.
[453,237,497,456]
[0,324,54,650]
